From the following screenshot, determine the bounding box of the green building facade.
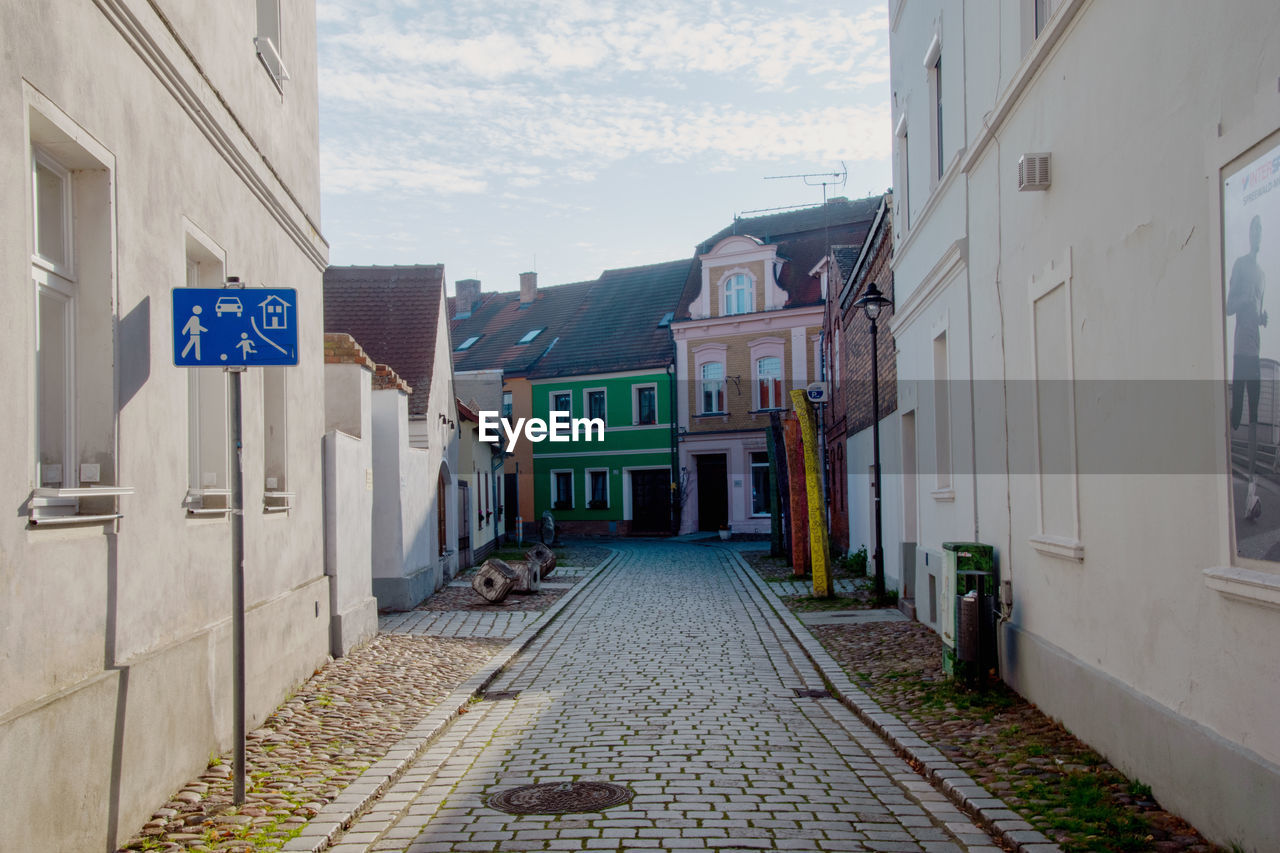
[530,369,675,535]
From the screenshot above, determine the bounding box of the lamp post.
[854,280,892,602]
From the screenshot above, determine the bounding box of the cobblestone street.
[305,541,1019,853]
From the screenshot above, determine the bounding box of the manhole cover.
[794,688,832,699]
[486,781,634,815]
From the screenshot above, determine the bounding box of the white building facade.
[889,1,1280,847]
[1,2,330,850]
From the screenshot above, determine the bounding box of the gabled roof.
[322,264,445,417]
[675,195,884,320]
[449,280,595,376]
[529,259,692,379]
[449,258,693,380]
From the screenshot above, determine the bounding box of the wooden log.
[525,543,557,579]
[472,559,518,602]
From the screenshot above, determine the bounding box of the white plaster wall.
[323,362,376,656]
[892,0,1280,846]
[846,412,904,590]
[0,1,328,849]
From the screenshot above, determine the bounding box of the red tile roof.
[323,264,445,417]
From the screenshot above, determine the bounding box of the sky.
[316,0,892,296]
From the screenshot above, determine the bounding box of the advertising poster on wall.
[1224,137,1280,560]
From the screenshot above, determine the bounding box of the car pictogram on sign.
[215,296,244,317]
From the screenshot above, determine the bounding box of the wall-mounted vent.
[1018,153,1051,191]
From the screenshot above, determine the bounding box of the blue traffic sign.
[173,287,298,366]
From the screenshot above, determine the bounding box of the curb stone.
[279,549,621,853]
[725,548,1062,853]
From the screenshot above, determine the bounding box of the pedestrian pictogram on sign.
[172,287,298,366]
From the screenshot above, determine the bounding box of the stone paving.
[321,540,1008,853]
[767,579,861,597]
[380,609,543,640]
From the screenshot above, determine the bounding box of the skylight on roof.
[456,335,481,351]
[658,311,674,327]
[517,328,543,344]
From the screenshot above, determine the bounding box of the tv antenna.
[764,161,847,204]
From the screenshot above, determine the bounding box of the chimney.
[519,271,537,306]
[455,278,481,318]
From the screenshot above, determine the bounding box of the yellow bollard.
[790,390,831,598]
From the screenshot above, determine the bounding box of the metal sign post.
[173,280,299,806]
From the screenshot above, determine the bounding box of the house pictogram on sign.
[259,294,290,330]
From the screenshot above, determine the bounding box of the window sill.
[1203,566,1280,610]
[1029,534,1084,562]
[185,488,230,517]
[930,487,955,502]
[264,490,295,513]
[29,486,134,525]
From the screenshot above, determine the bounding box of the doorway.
[695,454,728,531]
[630,468,672,533]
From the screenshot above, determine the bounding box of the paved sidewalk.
[322,540,1009,853]
[380,610,543,640]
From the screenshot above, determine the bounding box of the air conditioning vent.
[1018,152,1051,191]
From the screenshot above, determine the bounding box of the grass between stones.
[762,586,1224,853]
[117,634,505,853]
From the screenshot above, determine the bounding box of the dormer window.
[518,328,543,344]
[456,335,480,351]
[723,274,752,316]
[658,311,674,327]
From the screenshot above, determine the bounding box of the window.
[933,331,952,492]
[262,367,291,512]
[750,452,770,516]
[518,328,543,344]
[723,274,752,316]
[1035,0,1054,36]
[27,98,124,523]
[634,384,657,425]
[756,356,783,410]
[255,0,289,87]
[437,470,448,553]
[932,54,944,180]
[501,390,512,418]
[586,389,606,421]
[551,391,571,413]
[553,470,573,509]
[588,469,608,509]
[456,335,480,351]
[895,112,911,232]
[658,311,674,327]
[185,232,230,514]
[700,362,725,414]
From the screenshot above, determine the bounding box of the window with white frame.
[722,273,753,316]
[255,0,289,87]
[750,452,771,516]
[262,366,290,512]
[552,470,573,509]
[634,384,657,425]
[700,362,725,414]
[1035,0,1055,36]
[551,391,571,413]
[185,237,230,514]
[756,356,783,410]
[931,51,942,179]
[28,100,122,522]
[933,330,952,492]
[587,469,608,508]
[586,388,606,422]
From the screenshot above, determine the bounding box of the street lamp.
[854,280,892,602]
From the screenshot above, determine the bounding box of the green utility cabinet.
[940,542,997,683]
